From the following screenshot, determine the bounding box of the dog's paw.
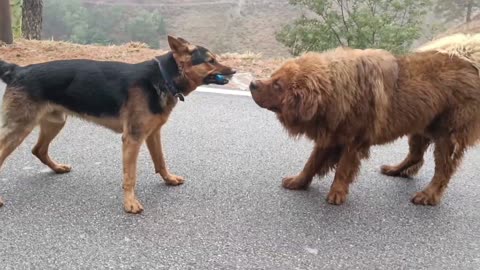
[411,190,440,206]
[164,174,185,186]
[282,176,310,190]
[327,189,348,205]
[124,198,144,214]
[380,165,401,176]
[52,164,72,174]
[381,160,423,178]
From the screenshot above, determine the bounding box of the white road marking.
[197,86,251,97]
[1,82,251,97]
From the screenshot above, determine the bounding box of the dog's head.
[249,57,329,124]
[165,36,236,96]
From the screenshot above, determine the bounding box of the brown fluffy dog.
[250,47,480,206]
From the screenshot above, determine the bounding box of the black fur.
[155,52,182,97]
[0,60,18,84]
[191,46,210,66]
[0,56,182,117]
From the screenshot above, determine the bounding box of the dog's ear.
[168,35,189,53]
[286,85,320,122]
[283,68,330,123]
[168,36,197,54]
[177,37,191,44]
[297,88,320,121]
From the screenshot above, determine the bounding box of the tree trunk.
[0,0,13,44]
[22,0,42,40]
[466,0,473,23]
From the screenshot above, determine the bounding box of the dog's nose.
[249,81,258,91]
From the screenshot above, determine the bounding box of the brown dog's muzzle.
[249,80,259,91]
[249,80,281,113]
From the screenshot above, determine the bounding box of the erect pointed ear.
[177,37,191,44]
[168,35,189,53]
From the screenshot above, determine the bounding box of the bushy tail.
[414,33,480,74]
[0,60,18,84]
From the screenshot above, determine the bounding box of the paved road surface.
[0,82,479,269]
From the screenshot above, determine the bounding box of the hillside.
[0,39,284,78]
[78,0,301,57]
[436,14,480,38]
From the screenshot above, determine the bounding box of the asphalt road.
[0,81,479,269]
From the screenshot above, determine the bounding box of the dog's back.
[0,59,162,117]
[415,33,480,73]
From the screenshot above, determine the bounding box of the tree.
[435,0,480,23]
[22,0,43,39]
[42,0,166,48]
[126,9,166,48]
[0,0,13,44]
[11,0,22,38]
[277,0,431,55]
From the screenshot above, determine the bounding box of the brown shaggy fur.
[250,47,480,206]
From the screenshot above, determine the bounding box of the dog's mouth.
[250,92,281,113]
[268,106,281,113]
[204,71,236,85]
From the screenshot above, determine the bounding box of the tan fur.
[416,33,480,74]
[251,46,480,206]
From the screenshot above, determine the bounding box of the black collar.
[153,52,185,102]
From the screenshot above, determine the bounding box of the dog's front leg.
[282,145,341,190]
[122,134,144,214]
[146,128,184,186]
[326,147,363,205]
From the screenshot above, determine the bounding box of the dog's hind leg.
[381,134,431,178]
[0,88,42,207]
[32,111,71,174]
[122,133,144,214]
[411,136,465,206]
[146,128,184,186]
[0,125,35,207]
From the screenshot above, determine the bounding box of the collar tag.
[175,93,185,102]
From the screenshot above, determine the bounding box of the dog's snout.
[249,81,258,91]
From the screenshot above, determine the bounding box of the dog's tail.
[414,33,480,74]
[0,60,18,84]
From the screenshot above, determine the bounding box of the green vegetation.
[277,0,432,55]
[10,0,22,38]
[42,0,166,48]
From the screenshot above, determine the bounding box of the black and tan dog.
[0,36,235,213]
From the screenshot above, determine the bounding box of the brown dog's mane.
[277,47,480,149]
[277,48,397,147]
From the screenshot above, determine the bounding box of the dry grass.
[0,39,285,78]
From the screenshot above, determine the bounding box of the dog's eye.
[209,59,216,64]
[273,82,282,91]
